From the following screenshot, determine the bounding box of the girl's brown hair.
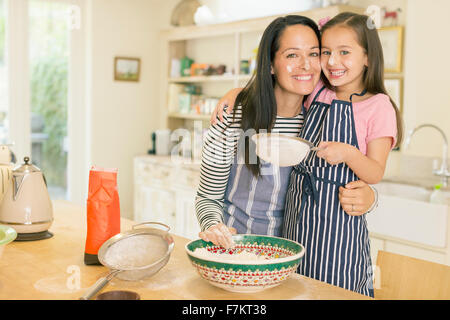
[321,12,403,147]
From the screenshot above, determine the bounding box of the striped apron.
[283,86,374,297]
[223,156,292,237]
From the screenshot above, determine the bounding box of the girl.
[283,12,402,298]
[195,15,378,250]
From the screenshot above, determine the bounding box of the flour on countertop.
[110,256,196,291]
[34,275,82,294]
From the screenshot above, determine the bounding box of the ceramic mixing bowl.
[185,234,305,293]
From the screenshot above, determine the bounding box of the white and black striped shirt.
[195,105,304,231]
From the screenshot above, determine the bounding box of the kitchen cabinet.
[174,188,199,240]
[369,233,449,267]
[134,184,177,229]
[134,155,200,239]
[367,181,450,266]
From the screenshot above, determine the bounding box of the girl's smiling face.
[272,24,321,97]
[320,25,368,93]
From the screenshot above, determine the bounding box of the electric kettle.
[0,157,53,234]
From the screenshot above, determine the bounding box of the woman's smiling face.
[272,24,321,96]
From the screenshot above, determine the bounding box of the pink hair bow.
[318,16,331,30]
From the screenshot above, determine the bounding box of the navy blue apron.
[283,86,374,297]
[223,153,293,237]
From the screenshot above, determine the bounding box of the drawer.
[135,160,174,184]
[175,168,200,189]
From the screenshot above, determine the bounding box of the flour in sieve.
[193,248,270,262]
[104,234,168,269]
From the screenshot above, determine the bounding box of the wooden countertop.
[0,200,370,300]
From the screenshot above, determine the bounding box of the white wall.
[350,0,450,160]
[86,0,178,218]
[346,0,450,180]
[400,0,450,157]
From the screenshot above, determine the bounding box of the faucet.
[404,124,450,187]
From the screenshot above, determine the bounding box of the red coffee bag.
[84,166,120,265]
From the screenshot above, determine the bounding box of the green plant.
[30,54,68,188]
[28,1,70,192]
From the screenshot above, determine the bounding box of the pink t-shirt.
[304,80,397,155]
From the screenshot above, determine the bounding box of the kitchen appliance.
[147,132,156,155]
[80,222,174,300]
[252,133,321,167]
[155,129,172,156]
[0,157,53,240]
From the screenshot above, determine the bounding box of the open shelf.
[169,74,252,84]
[168,112,211,121]
[161,4,365,131]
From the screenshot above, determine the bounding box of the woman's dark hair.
[321,12,403,147]
[232,15,321,176]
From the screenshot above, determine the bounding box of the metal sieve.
[80,222,174,300]
[252,133,321,167]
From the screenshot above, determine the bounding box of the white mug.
[155,130,172,156]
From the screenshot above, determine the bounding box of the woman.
[195,15,377,249]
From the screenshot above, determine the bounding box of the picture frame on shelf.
[378,26,404,73]
[114,57,141,82]
[384,77,403,114]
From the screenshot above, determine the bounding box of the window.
[0,0,8,143]
[4,0,87,203]
[29,0,70,199]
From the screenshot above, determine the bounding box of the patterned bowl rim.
[185,234,305,265]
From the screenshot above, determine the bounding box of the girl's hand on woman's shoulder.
[198,223,237,249]
[210,88,243,125]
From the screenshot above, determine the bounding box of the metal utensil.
[252,133,322,167]
[80,222,174,300]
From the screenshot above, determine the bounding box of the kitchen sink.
[367,181,449,248]
[375,181,433,202]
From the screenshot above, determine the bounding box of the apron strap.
[311,86,327,105]
[293,164,320,203]
[294,164,349,205]
[349,88,367,102]
[301,85,327,127]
